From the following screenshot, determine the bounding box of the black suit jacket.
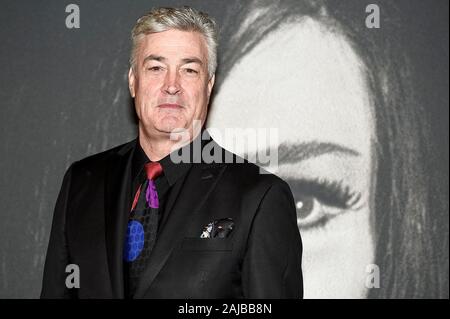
[41,137,303,298]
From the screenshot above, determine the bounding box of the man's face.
[129,29,215,139]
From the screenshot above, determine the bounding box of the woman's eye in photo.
[294,194,341,230]
[286,178,362,230]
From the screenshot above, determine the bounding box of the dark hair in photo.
[212,0,448,298]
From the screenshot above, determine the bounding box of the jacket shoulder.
[220,146,289,191]
[70,139,136,174]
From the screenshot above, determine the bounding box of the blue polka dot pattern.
[124,220,145,262]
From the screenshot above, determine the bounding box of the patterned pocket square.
[200,218,234,238]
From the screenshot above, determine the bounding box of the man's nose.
[163,71,181,95]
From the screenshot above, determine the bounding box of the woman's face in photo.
[208,19,377,298]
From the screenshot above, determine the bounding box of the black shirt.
[125,137,193,298]
[130,139,193,224]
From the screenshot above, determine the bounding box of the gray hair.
[130,6,218,78]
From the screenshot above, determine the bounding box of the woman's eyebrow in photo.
[277,141,361,164]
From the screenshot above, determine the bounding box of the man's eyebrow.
[181,57,203,65]
[142,54,166,65]
[141,55,204,66]
[277,142,361,164]
[246,141,360,166]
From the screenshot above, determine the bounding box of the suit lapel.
[133,162,227,298]
[104,140,136,298]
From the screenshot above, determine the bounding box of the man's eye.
[147,66,163,72]
[182,68,199,75]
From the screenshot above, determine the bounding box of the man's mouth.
[158,103,183,109]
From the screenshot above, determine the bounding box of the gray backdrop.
[0,0,448,298]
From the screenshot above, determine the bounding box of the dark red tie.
[145,162,163,180]
[124,161,163,297]
[143,162,163,208]
[129,162,163,212]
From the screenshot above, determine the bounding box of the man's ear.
[128,67,136,98]
[207,74,215,97]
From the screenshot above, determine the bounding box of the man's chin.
[155,122,187,136]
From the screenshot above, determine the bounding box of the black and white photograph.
[0,0,448,300]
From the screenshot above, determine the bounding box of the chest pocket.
[181,238,233,251]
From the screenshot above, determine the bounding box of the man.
[41,7,303,299]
